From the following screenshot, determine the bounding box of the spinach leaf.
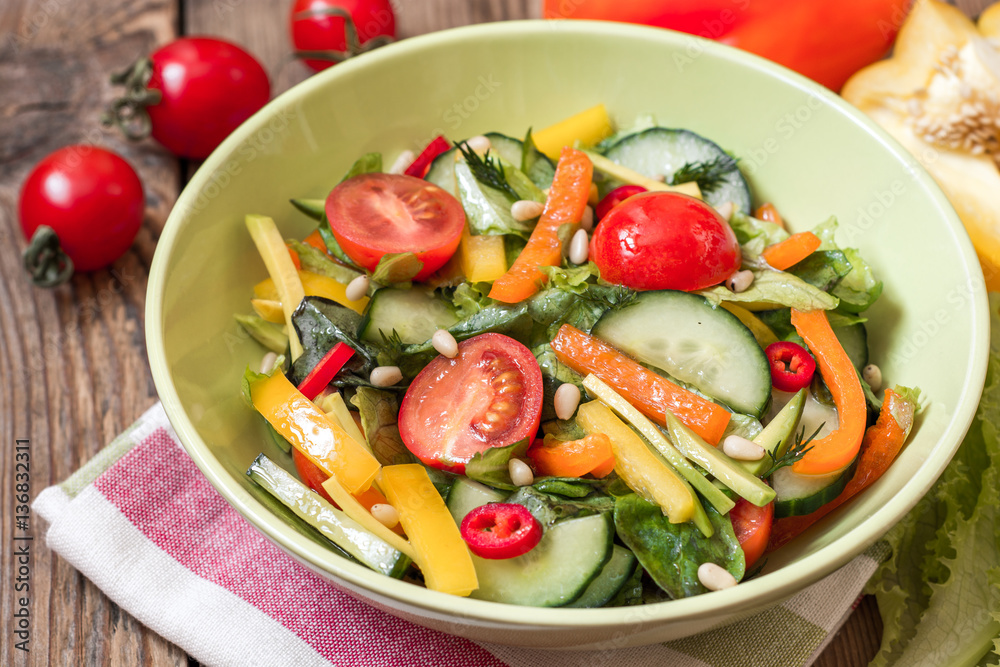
[289,297,376,386]
[521,129,557,190]
[534,343,585,422]
[786,250,853,292]
[532,477,604,499]
[349,387,416,466]
[464,438,530,490]
[541,418,587,442]
[341,152,382,182]
[505,485,614,527]
[607,562,644,607]
[614,494,745,599]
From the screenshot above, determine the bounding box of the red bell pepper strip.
[405,135,451,178]
[296,342,355,400]
[730,496,774,569]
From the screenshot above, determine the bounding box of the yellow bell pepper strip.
[720,303,779,348]
[255,271,368,314]
[489,148,593,303]
[319,391,370,454]
[321,475,415,558]
[576,400,699,527]
[769,387,918,550]
[246,214,305,359]
[760,231,822,271]
[378,464,478,596]
[251,298,285,324]
[250,370,380,494]
[789,308,867,474]
[459,226,506,283]
[550,324,731,444]
[583,150,702,199]
[532,104,613,159]
[527,433,615,478]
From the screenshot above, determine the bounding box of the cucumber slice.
[359,287,458,345]
[834,323,868,373]
[772,458,857,518]
[424,132,555,196]
[469,513,614,606]
[446,477,506,525]
[246,454,410,577]
[601,127,753,213]
[592,290,771,418]
[564,545,638,608]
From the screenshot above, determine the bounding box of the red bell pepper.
[296,341,355,400]
[405,135,451,178]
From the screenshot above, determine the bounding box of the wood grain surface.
[0,0,989,665]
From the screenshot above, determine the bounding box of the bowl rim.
[147,18,990,632]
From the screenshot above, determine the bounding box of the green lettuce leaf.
[341,152,382,181]
[456,160,535,239]
[349,387,416,466]
[697,270,839,311]
[833,247,883,313]
[371,252,423,286]
[729,211,789,258]
[286,239,363,285]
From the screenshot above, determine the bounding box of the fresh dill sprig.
[372,329,404,367]
[670,155,739,194]
[760,422,825,478]
[455,140,519,200]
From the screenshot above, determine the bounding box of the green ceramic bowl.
[147,20,989,648]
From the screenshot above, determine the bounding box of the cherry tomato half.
[398,333,544,473]
[146,38,270,159]
[589,191,741,291]
[594,184,647,222]
[460,503,543,559]
[730,496,774,569]
[290,0,396,72]
[765,341,817,392]
[325,173,465,281]
[19,146,144,276]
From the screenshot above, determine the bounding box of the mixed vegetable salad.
[237,105,921,607]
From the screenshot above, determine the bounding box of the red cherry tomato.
[398,333,544,473]
[595,184,647,221]
[765,341,817,392]
[729,496,773,569]
[145,38,270,159]
[290,0,396,72]
[589,191,741,291]
[291,446,337,504]
[460,503,543,559]
[325,173,465,281]
[19,146,144,277]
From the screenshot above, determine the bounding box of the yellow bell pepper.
[721,303,779,348]
[533,104,614,160]
[254,271,368,314]
[251,298,285,324]
[250,371,380,494]
[320,475,415,559]
[378,464,478,596]
[459,227,506,283]
[842,0,1000,289]
[246,215,305,359]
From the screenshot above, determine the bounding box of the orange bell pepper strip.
[760,231,822,271]
[550,324,731,444]
[528,434,615,478]
[488,148,592,303]
[250,371,380,494]
[754,202,785,229]
[302,229,329,255]
[789,308,867,474]
[768,388,917,551]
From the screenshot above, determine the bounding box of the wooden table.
[0,0,987,664]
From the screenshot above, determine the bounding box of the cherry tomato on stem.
[730,496,773,569]
[589,191,741,291]
[398,333,544,473]
[290,0,395,72]
[460,502,543,559]
[19,145,144,286]
[766,341,817,392]
[594,184,647,221]
[103,37,270,159]
[325,172,465,281]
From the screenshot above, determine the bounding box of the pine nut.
[370,366,403,387]
[260,352,278,375]
[580,205,595,231]
[862,364,882,392]
[726,270,754,293]
[511,199,544,222]
[467,135,491,155]
[715,201,735,222]
[431,329,459,358]
[653,173,667,183]
[569,229,590,265]
[509,458,534,487]
[388,149,415,175]
[698,562,738,591]
[345,275,369,301]
[370,503,399,529]
[554,383,581,421]
[722,435,766,461]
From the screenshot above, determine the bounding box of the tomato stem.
[101,57,162,141]
[23,225,74,287]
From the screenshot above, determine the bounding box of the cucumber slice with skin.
[772,458,857,518]
[565,545,639,608]
[359,287,459,345]
[469,513,614,607]
[446,477,506,525]
[592,290,772,418]
[601,127,753,213]
[246,454,411,578]
[425,132,555,196]
[834,323,869,373]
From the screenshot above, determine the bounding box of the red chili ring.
[765,341,817,392]
[459,502,543,559]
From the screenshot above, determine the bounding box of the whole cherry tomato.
[19,145,144,284]
[105,37,270,159]
[290,0,396,72]
[589,191,741,292]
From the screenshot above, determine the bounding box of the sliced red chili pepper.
[405,135,451,178]
[459,502,542,559]
[595,184,647,221]
[765,341,817,392]
[296,342,355,400]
